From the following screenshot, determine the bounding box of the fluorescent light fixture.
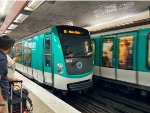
[4,30,11,34]
[14,14,29,23]
[24,0,45,11]
[65,20,73,26]
[0,0,8,15]
[66,21,73,26]
[8,24,18,29]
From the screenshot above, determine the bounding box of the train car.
[92,26,150,91]
[14,25,93,91]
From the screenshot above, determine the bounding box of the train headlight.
[57,63,63,69]
[58,69,64,74]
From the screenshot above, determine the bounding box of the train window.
[102,38,114,67]
[118,36,133,70]
[24,43,27,66]
[16,43,22,63]
[24,48,27,65]
[91,40,96,61]
[147,34,150,68]
[27,41,32,67]
[45,38,51,67]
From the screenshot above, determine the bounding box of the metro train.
[13,25,93,91]
[92,26,150,91]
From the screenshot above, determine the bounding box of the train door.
[116,32,137,83]
[92,38,101,76]
[91,39,96,61]
[43,35,53,85]
[32,36,40,81]
[101,35,116,79]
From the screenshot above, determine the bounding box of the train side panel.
[92,37,101,76]
[138,28,150,87]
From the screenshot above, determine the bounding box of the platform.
[14,71,81,113]
[29,90,54,113]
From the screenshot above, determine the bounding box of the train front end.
[52,25,93,91]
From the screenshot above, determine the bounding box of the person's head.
[85,41,88,45]
[65,46,71,53]
[0,35,15,54]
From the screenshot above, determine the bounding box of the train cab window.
[91,40,96,61]
[16,43,22,63]
[45,38,51,67]
[119,36,133,70]
[147,34,150,68]
[60,34,92,58]
[102,38,114,67]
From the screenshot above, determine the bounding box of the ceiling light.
[14,14,29,23]
[8,24,18,29]
[24,0,45,11]
[66,21,73,26]
[0,0,8,15]
[4,30,11,34]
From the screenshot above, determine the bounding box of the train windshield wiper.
[72,48,84,55]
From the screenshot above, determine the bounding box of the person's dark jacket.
[0,50,9,101]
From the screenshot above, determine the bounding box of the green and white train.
[92,26,150,91]
[14,25,93,91]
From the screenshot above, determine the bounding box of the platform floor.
[29,90,54,113]
[14,71,80,113]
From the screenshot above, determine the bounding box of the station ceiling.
[1,1,150,40]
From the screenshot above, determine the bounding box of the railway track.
[63,90,150,113]
[96,89,150,113]
[64,93,114,113]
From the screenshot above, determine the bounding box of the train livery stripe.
[93,66,100,76]
[138,71,150,87]
[94,66,150,87]
[101,67,115,79]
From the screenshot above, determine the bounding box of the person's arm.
[12,57,17,64]
[8,76,20,81]
[7,55,16,67]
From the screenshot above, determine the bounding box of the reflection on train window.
[148,34,150,68]
[27,41,32,67]
[16,43,22,63]
[91,40,96,61]
[45,38,50,67]
[24,47,27,66]
[10,46,15,59]
[102,38,114,67]
[119,36,133,70]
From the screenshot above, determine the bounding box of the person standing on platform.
[0,35,19,113]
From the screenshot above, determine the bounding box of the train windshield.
[60,34,92,58]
